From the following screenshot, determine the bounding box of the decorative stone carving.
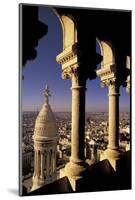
[57,43,87,85]
[96,64,117,82]
[56,44,79,68]
[62,67,73,80]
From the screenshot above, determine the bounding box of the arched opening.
[85,38,108,161]
[86,39,108,112]
[86,37,130,160]
[96,39,130,113]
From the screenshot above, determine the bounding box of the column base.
[100,148,121,171]
[60,161,90,191]
[31,173,57,192]
[31,176,42,191]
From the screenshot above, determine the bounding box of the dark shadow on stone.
[26,176,73,196]
[20,5,48,67]
[24,151,131,196]
[115,151,131,190]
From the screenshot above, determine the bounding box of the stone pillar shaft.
[46,151,50,177]
[71,75,86,164]
[37,151,40,177]
[34,151,37,176]
[50,151,53,176]
[40,152,44,179]
[96,65,121,170]
[108,84,120,150]
[59,72,90,191]
[52,151,55,173]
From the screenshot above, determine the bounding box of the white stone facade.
[31,86,57,191]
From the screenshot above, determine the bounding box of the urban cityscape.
[22,109,130,192]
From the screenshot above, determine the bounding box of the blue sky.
[22,6,130,112]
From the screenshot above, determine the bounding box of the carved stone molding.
[56,44,79,68]
[57,48,76,65]
[62,66,87,89]
[97,64,121,93]
[101,78,119,96]
[57,43,85,84]
[62,67,73,80]
[96,64,117,82]
[101,78,117,87]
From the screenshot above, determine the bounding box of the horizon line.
[22,110,130,113]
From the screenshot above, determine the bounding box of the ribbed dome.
[34,86,56,138]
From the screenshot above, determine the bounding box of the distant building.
[22,151,33,176]
[31,85,57,191]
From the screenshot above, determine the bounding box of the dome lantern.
[33,85,57,139]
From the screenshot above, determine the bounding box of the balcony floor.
[24,151,131,196]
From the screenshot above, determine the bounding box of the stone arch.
[52,8,77,50]
[96,37,103,57]
[96,38,115,68]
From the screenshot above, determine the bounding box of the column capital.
[57,42,97,81]
[96,64,121,93]
[102,78,119,89]
[62,67,73,80]
[62,66,87,89]
[102,79,120,97]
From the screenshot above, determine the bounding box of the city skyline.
[22,7,130,112]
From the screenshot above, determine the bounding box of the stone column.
[46,151,50,178]
[38,151,41,178]
[52,151,54,173]
[108,81,120,151]
[36,151,39,177]
[70,74,86,164]
[103,79,121,170]
[50,150,53,177]
[31,149,41,191]
[60,69,89,191]
[96,64,121,170]
[33,150,37,176]
[40,152,44,180]
[44,151,47,176]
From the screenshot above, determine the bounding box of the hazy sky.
[22,6,130,112]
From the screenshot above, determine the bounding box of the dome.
[34,86,56,139]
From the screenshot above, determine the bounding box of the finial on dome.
[44,85,51,104]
